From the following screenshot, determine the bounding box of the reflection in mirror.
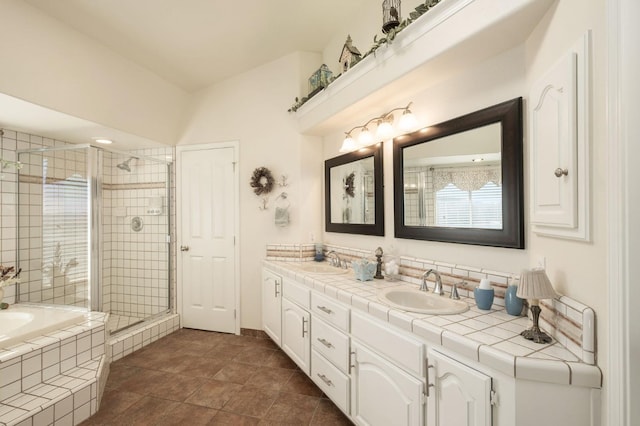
[403,123,502,228]
[393,98,523,248]
[325,144,384,236]
[329,157,375,224]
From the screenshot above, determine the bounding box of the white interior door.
[178,143,239,334]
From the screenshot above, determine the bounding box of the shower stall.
[16,145,172,334]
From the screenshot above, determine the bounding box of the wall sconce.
[340,102,417,153]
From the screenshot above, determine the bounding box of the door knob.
[554,168,569,177]
[180,246,190,251]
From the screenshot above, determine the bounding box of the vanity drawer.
[351,310,425,377]
[311,292,350,332]
[311,349,350,415]
[283,277,310,309]
[311,316,350,372]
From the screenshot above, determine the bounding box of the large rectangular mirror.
[325,143,384,235]
[393,98,523,248]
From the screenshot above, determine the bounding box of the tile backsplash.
[266,242,597,365]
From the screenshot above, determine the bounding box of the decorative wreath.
[250,167,275,196]
[345,172,355,198]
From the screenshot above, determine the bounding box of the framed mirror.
[325,143,384,235]
[393,97,524,248]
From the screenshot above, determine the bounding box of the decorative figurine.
[374,247,384,279]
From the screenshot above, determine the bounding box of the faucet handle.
[450,281,463,300]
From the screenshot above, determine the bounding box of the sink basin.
[377,287,469,315]
[293,263,349,275]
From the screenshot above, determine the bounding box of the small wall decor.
[274,192,291,227]
[339,35,362,72]
[278,174,289,187]
[250,166,275,196]
[344,172,356,198]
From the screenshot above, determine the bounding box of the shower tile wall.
[404,167,434,226]
[103,148,174,320]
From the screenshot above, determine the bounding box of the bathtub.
[0,304,87,350]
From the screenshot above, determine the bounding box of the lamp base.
[521,304,552,344]
[521,327,552,344]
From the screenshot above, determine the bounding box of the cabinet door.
[351,341,424,426]
[529,32,591,241]
[282,298,311,375]
[261,269,282,346]
[427,348,492,426]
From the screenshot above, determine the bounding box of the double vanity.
[262,259,601,426]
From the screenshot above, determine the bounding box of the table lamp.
[516,268,558,344]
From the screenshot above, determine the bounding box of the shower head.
[116,157,137,172]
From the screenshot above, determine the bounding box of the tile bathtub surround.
[265,260,603,388]
[319,244,595,364]
[0,310,108,426]
[82,328,351,425]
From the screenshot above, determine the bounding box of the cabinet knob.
[554,168,569,177]
[180,245,190,251]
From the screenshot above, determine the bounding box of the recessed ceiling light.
[93,138,113,144]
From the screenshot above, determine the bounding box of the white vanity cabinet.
[310,294,352,416]
[426,348,492,426]
[351,341,425,426]
[351,310,426,426]
[261,269,282,346]
[281,278,311,375]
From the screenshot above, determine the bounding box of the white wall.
[0,0,189,145]
[178,51,324,329]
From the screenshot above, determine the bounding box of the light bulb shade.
[516,268,558,300]
[358,127,374,146]
[376,120,395,140]
[399,110,418,132]
[340,135,358,152]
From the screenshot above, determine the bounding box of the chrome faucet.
[421,269,444,295]
[327,250,342,268]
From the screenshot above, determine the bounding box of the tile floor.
[81,328,352,425]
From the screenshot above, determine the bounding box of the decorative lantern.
[308,64,333,96]
[382,0,401,33]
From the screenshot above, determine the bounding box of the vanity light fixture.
[517,268,558,344]
[340,102,417,153]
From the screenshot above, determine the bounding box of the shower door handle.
[180,246,190,251]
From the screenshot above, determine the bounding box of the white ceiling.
[24,0,367,92]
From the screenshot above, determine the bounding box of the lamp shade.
[516,268,558,300]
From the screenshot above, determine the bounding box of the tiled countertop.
[264,260,602,389]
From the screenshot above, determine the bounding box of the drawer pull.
[317,305,334,314]
[317,373,334,387]
[302,317,308,337]
[317,338,334,348]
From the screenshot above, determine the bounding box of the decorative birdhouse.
[382,0,401,33]
[308,64,333,96]
[338,35,362,73]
